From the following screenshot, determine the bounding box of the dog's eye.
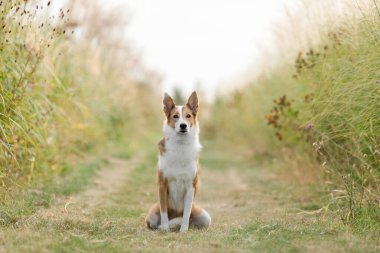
[173,115,179,119]
[186,114,191,118]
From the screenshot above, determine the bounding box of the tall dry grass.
[0,0,161,199]
[205,0,380,230]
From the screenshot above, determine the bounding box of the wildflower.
[304,123,313,132]
[304,94,313,103]
[313,141,323,152]
[275,132,283,141]
[265,111,279,126]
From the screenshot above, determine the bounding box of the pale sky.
[109,0,298,99]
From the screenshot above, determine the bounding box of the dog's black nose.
[180,123,187,129]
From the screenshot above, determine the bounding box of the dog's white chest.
[159,141,198,212]
[167,174,194,212]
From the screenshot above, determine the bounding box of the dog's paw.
[179,224,189,233]
[158,223,170,232]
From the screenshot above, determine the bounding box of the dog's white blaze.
[174,105,188,132]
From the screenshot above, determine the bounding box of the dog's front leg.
[180,186,194,233]
[158,172,169,231]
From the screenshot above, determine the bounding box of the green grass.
[43,160,108,196]
[1,141,379,253]
[0,158,106,227]
[230,220,379,253]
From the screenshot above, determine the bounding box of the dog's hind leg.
[145,203,160,229]
[190,204,211,229]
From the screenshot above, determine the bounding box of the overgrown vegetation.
[206,3,380,230]
[0,0,160,200]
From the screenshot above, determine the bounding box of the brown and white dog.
[145,91,211,232]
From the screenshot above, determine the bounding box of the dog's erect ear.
[186,91,198,115]
[163,93,175,117]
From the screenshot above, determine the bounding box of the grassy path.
[0,142,379,252]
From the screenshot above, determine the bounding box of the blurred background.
[0,0,379,250]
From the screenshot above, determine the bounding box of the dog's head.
[163,91,199,136]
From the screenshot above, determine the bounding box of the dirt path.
[32,155,142,223]
[200,168,283,226]
[1,148,378,253]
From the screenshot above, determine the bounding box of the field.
[0,0,379,252]
[1,141,379,253]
